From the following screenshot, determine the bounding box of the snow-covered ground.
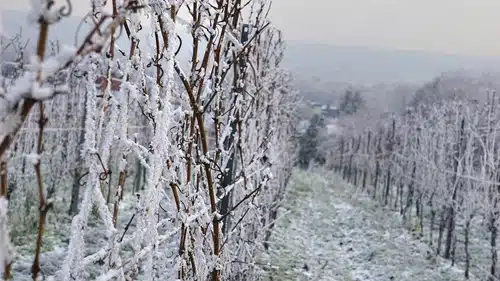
[262,168,477,281]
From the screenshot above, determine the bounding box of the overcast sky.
[2,0,500,57]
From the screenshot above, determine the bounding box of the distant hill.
[283,41,500,86]
[4,9,500,103]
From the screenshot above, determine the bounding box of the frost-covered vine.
[332,94,500,281]
[0,0,298,280]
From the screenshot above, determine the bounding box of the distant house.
[1,60,125,93]
[297,120,310,134]
[306,100,339,119]
[322,105,339,119]
[96,75,122,92]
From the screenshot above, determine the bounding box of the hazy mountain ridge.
[283,40,500,85]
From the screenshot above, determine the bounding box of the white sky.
[269,0,500,56]
[2,0,500,56]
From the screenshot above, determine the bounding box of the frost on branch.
[0,197,13,278]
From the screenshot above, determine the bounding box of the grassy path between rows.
[262,169,476,281]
